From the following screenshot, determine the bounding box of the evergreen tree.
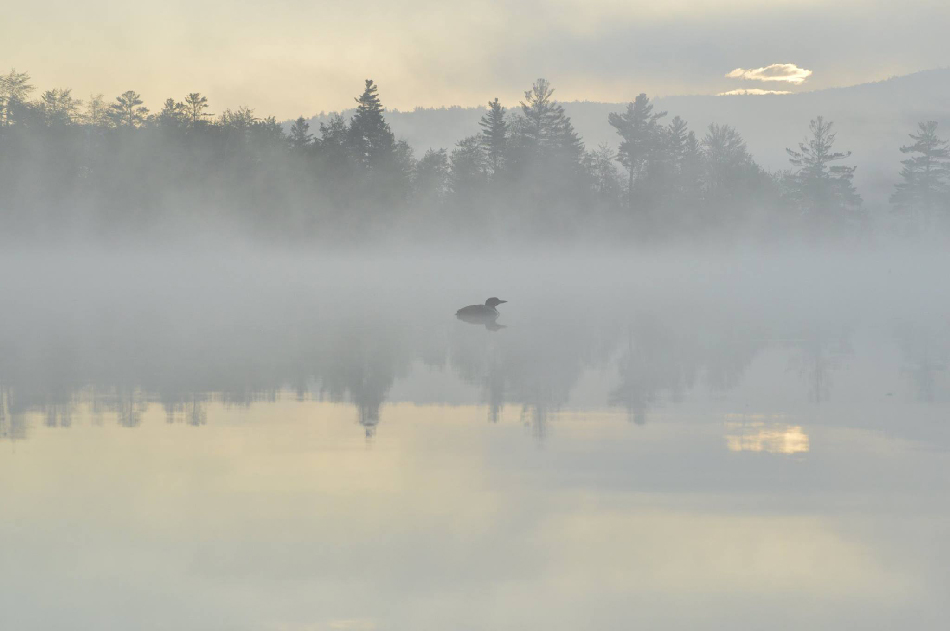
[450,135,487,196]
[157,98,187,128]
[319,113,350,162]
[667,116,690,171]
[702,123,751,199]
[516,78,583,162]
[109,90,148,128]
[608,94,666,200]
[891,121,950,220]
[289,116,314,150]
[414,148,450,202]
[348,79,396,170]
[478,98,507,177]
[786,116,861,228]
[184,93,211,126]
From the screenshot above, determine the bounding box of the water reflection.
[0,251,947,442]
[1,303,942,443]
[724,415,810,454]
[895,320,949,403]
[2,250,949,629]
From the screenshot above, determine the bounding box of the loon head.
[485,297,507,309]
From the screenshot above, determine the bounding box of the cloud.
[725,63,813,84]
[717,88,792,96]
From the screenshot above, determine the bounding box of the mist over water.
[4,54,950,631]
[1,242,949,629]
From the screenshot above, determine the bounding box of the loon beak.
[498,300,507,304]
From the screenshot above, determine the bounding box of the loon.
[456,297,507,319]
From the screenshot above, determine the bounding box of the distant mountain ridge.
[290,68,950,205]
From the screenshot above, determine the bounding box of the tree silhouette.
[891,121,950,225]
[414,148,450,202]
[109,90,148,128]
[289,116,314,150]
[82,93,110,127]
[478,97,507,178]
[786,116,861,230]
[157,98,187,128]
[348,79,396,171]
[184,93,211,126]
[41,88,82,126]
[0,69,34,126]
[608,94,666,203]
[516,78,583,163]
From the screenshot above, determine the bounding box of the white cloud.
[717,88,792,96]
[725,63,813,84]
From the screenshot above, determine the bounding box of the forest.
[1,69,948,243]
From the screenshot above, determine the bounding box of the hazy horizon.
[5,0,950,118]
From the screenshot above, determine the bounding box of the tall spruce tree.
[516,78,583,163]
[289,116,314,150]
[348,79,396,171]
[478,98,507,178]
[891,121,950,220]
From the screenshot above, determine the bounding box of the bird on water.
[456,297,507,319]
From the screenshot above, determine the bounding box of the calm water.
[1,246,949,630]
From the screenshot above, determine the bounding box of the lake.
[1,245,948,630]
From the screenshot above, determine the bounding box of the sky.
[3,0,949,118]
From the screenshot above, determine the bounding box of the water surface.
[1,246,948,630]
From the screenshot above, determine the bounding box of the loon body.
[456,297,507,329]
[456,297,507,319]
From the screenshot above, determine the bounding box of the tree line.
[1,69,948,241]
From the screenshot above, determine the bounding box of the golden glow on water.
[723,415,810,454]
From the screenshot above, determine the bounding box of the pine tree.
[184,93,211,126]
[667,116,690,168]
[348,79,396,170]
[289,116,314,150]
[786,117,861,229]
[157,98,187,128]
[478,98,506,178]
[891,121,950,220]
[109,90,148,128]
[516,78,583,163]
[414,148,450,202]
[608,94,667,201]
[450,135,487,196]
[702,123,752,200]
